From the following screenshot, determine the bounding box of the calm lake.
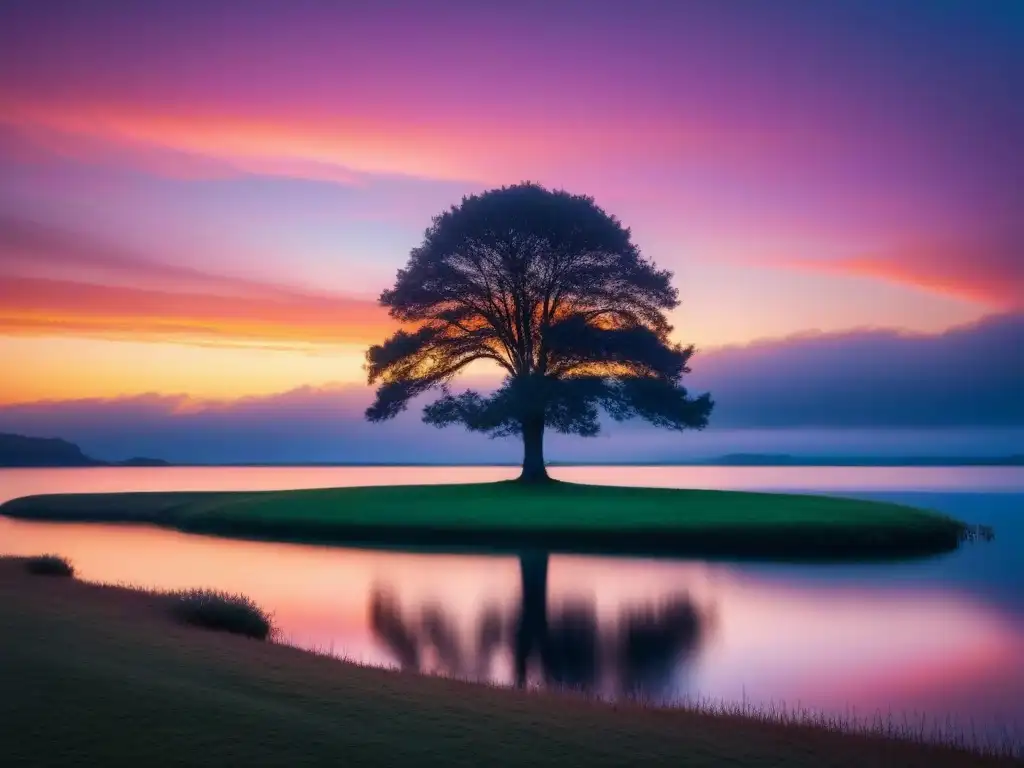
[2,465,1022,739]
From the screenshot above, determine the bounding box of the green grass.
[0,481,967,560]
[0,557,1015,767]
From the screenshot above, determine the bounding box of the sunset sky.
[0,1,1021,462]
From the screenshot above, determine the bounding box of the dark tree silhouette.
[366,182,713,482]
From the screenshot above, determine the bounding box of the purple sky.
[0,1,1021,460]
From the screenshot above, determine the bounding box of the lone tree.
[366,183,713,482]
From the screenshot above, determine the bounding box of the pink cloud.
[780,239,1023,309]
[0,120,368,186]
[0,98,738,191]
[0,216,394,345]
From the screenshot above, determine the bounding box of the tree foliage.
[365,183,712,469]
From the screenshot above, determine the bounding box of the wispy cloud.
[774,238,1023,309]
[0,216,393,346]
[0,122,372,186]
[0,98,729,192]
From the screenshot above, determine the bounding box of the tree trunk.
[513,551,550,688]
[518,417,549,483]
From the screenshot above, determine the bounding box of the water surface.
[1,465,1021,738]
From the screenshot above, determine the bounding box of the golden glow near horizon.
[0,276,992,406]
[0,337,369,403]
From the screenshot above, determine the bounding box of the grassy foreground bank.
[0,481,966,559]
[0,558,1013,768]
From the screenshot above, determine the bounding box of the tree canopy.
[366,182,713,480]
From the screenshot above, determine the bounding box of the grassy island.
[0,558,1012,767]
[0,481,966,560]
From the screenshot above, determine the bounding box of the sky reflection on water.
[0,465,1021,737]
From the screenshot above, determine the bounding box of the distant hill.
[0,433,168,468]
[0,433,101,467]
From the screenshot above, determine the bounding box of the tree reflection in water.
[369,551,712,699]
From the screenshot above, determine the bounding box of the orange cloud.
[1,217,263,295]
[780,240,1023,309]
[3,120,368,186]
[0,275,393,347]
[0,216,396,348]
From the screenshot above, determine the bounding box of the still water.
[1,465,1022,737]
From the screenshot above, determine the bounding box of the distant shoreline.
[2,433,1021,468]
[3,458,1022,468]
